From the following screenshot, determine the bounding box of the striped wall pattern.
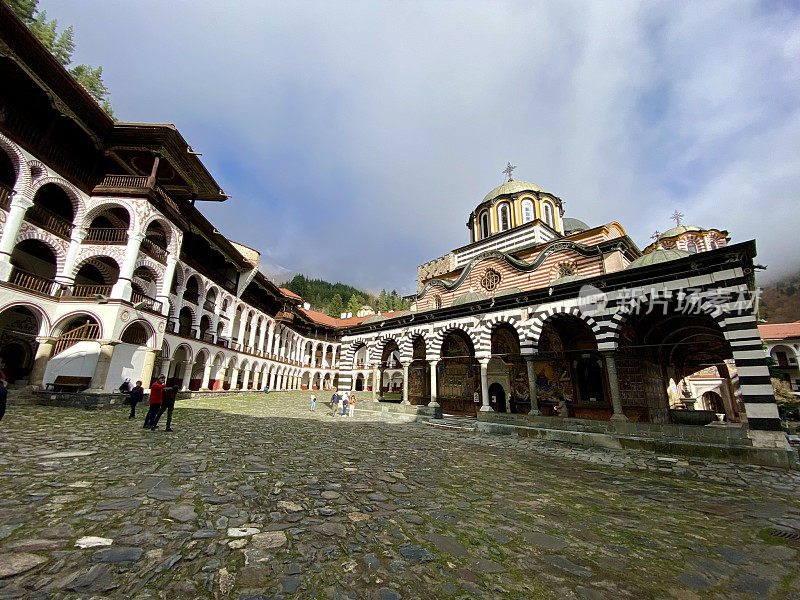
[342,264,780,429]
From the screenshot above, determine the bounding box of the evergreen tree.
[377,289,388,312]
[5,0,114,118]
[329,293,344,318]
[346,294,361,316]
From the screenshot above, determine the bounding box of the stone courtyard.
[0,394,799,600]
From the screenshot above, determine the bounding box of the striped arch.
[28,176,85,224]
[14,228,67,272]
[430,322,478,358]
[478,315,523,356]
[527,305,602,353]
[72,253,121,282]
[141,213,180,254]
[82,199,137,231]
[0,132,28,189]
[28,160,48,182]
[177,302,197,324]
[374,335,402,361]
[120,319,157,349]
[132,258,165,287]
[602,291,729,351]
[184,272,206,299]
[50,310,104,338]
[172,264,186,288]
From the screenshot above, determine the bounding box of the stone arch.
[141,214,179,254]
[120,319,157,348]
[27,160,48,183]
[14,229,66,273]
[528,305,602,353]
[28,176,85,224]
[0,132,28,190]
[478,316,522,356]
[172,343,193,363]
[0,301,51,336]
[50,310,104,338]
[82,199,137,231]
[431,323,477,358]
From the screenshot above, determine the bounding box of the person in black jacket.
[152,385,178,432]
[128,380,144,419]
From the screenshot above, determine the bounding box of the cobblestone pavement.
[1,393,799,600]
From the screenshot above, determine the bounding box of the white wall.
[43,341,99,387]
[106,343,147,392]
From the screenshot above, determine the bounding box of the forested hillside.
[759,270,800,323]
[281,274,410,317]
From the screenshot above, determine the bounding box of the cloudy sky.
[50,0,800,293]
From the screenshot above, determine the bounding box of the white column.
[428,359,439,407]
[247,316,258,349]
[227,366,238,389]
[257,323,266,353]
[55,227,87,287]
[89,341,119,392]
[0,193,34,280]
[270,369,278,390]
[242,368,251,390]
[236,315,248,348]
[180,360,192,391]
[266,324,275,355]
[214,367,227,391]
[200,361,213,390]
[111,231,145,300]
[478,357,492,412]
[402,362,410,405]
[158,254,179,316]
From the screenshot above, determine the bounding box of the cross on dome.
[671,210,684,227]
[502,162,516,182]
[651,230,661,241]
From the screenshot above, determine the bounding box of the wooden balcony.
[141,237,168,264]
[131,291,162,313]
[53,323,100,357]
[71,284,113,298]
[8,268,57,296]
[84,227,128,245]
[26,203,73,239]
[203,299,216,312]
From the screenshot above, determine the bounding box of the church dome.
[452,291,489,306]
[660,225,703,239]
[626,248,691,270]
[482,180,546,205]
[562,218,590,233]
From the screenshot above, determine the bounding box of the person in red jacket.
[143,375,165,429]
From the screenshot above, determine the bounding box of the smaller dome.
[562,218,590,233]
[452,291,489,306]
[627,249,691,270]
[659,225,703,239]
[362,314,388,324]
[495,287,523,297]
[551,274,586,286]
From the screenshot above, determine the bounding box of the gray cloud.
[54,0,800,291]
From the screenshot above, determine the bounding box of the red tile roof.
[279,288,302,300]
[758,322,800,340]
[300,309,406,329]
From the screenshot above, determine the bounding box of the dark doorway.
[489,382,506,412]
[574,357,606,404]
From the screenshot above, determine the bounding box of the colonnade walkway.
[0,393,798,599]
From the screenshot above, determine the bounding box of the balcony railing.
[97,175,149,189]
[0,182,12,212]
[8,268,56,296]
[141,237,168,264]
[72,284,113,298]
[131,291,162,313]
[53,323,100,357]
[84,227,128,245]
[183,291,198,304]
[201,331,215,343]
[203,299,216,312]
[26,203,73,239]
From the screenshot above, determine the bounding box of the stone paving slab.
[0,392,798,599]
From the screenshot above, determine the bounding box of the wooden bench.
[45,376,92,392]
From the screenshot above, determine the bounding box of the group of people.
[120,375,178,432]
[324,389,356,417]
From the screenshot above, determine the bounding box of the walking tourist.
[128,380,144,419]
[341,390,350,417]
[0,379,7,422]
[310,393,316,411]
[144,375,165,429]
[152,385,178,432]
[330,389,340,416]
[348,394,356,418]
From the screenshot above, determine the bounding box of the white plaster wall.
[106,343,147,392]
[43,341,99,387]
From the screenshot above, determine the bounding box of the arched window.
[498,203,511,231]
[542,201,555,228]
[479,211,490,239]
[708,237,718,250]
[686,239,698,254]
[521,199,534,224]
